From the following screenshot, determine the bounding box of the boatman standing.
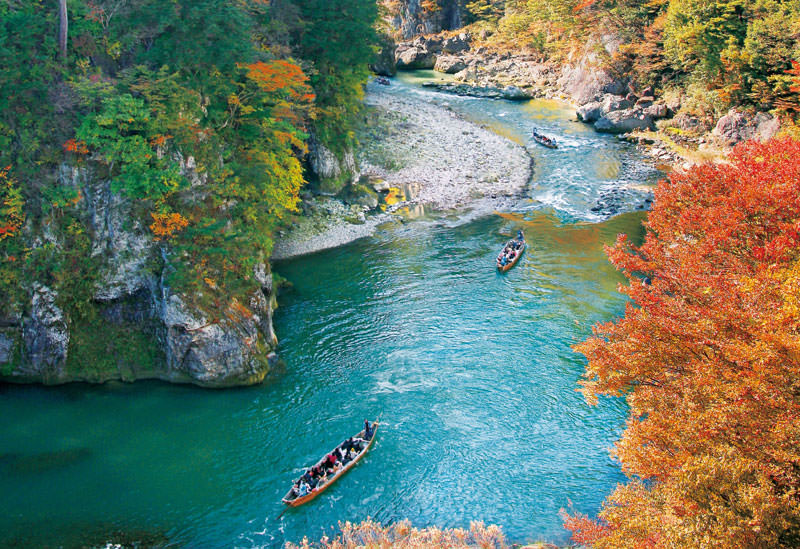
[364,419,374,440]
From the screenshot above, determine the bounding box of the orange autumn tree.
[149,211,189,240]
[566,138,800,548]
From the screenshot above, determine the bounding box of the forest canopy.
[0,0,378,320]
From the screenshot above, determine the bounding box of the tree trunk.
[58,0,68,60]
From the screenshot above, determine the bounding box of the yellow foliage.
[149,211,189,240]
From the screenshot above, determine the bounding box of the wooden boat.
[281,421,379,507]
[531,131,558,149]
[496,239,526,272]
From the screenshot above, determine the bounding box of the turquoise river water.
[0,72,662,547]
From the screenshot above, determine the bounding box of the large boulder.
[668,112,711,134]
[595,109,655,134]
[395,46,436,70]
[442,33,470,54]
[577,101,604,123]
[602,94,633,112]
[434,55,466,74]
[501,85,531,101]
[713,109,780,146]
[643,103,669,120]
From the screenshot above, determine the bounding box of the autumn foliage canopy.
[567,138,800,547]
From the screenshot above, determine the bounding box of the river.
[0,72,662,547]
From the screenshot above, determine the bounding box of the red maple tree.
[567,138,800,547]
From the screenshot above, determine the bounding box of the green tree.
[75,93,185,203]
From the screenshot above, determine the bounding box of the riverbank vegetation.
[287,518,511,548]
[0,1,377,346]
[419,0,800,121]
[565,138,800,547]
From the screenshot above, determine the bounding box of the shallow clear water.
[0,74,659,547]
[389,71,662,221]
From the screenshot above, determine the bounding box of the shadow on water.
[0,447,93,475]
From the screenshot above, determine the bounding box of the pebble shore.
[271,81,532,260]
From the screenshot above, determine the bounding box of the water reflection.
[379,182,430,219]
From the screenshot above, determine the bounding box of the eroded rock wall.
[390,0,466,40]
[0,164,279,388]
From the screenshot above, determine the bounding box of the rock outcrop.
[370,33,397,76]
[713,110,781,146]
[389,0,466,40]
[0,164,280,388]
[307,134,359,194]
[17,284,69,382]
[594,109,656,134]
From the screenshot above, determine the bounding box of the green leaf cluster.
[0,0,379,349]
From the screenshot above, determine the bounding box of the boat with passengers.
[281,420,379,507]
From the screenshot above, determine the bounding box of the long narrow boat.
[281,421,379,507]
[531,130,558,149]
[496,238,526,272]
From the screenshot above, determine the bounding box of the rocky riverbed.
[389,32,782,168]
[271,80,532,260]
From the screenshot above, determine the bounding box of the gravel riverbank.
[271,81,533,260]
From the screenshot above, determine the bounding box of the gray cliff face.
[0,164,279,387]
[390,0,465,39]
[160,262,278,387]
[307,134,359,194]
[18,284,70,382]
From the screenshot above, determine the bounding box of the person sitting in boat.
[290,480,301,498]
[364,419,374,440]
[499,256,509,266]
[307,469,320,489]
[297,480,311,497]
[332,460,343,475]
[325,452,338,469]
[300,469,314,485]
